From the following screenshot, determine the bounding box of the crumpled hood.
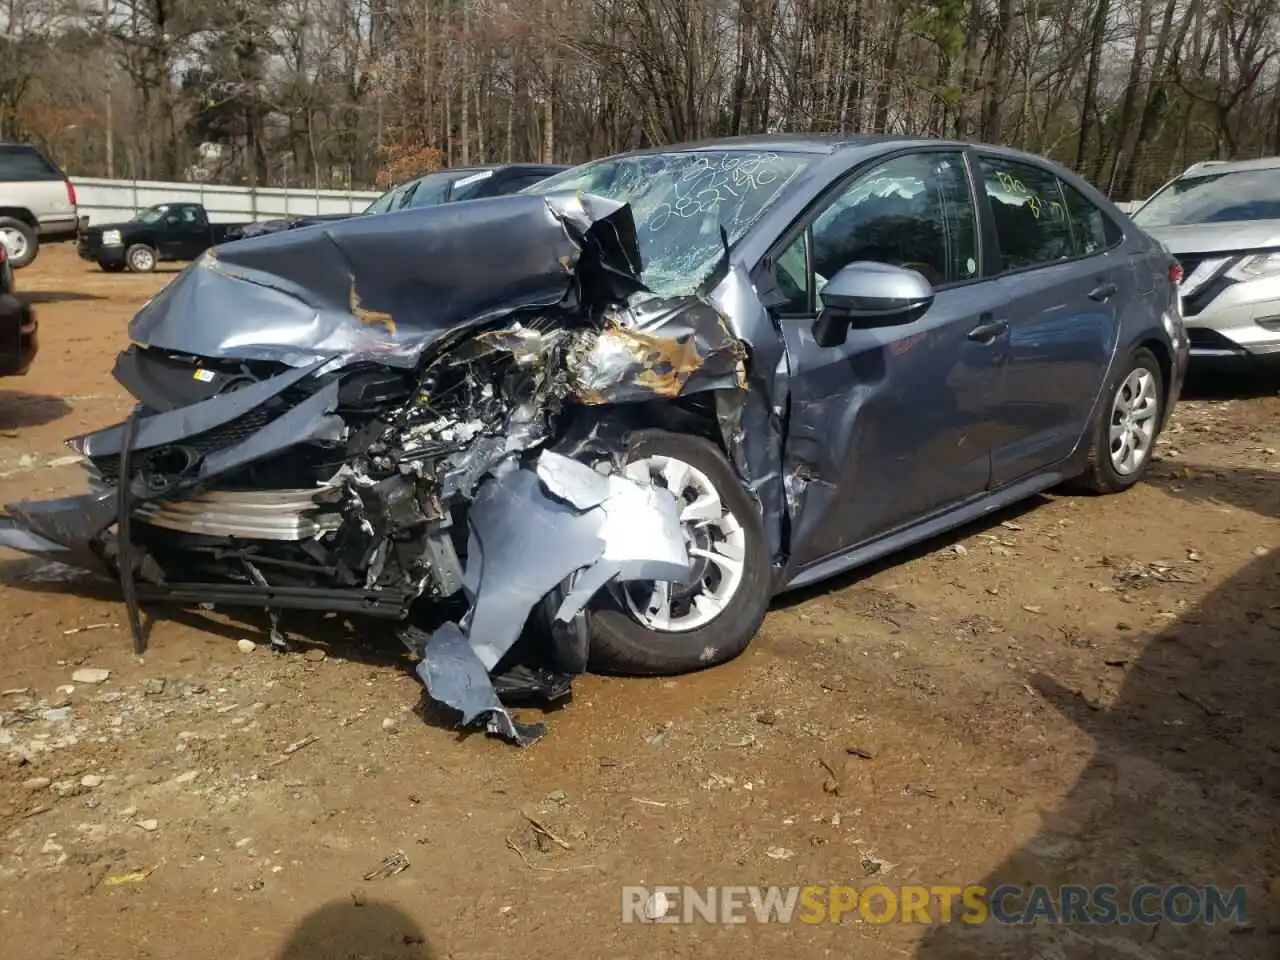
[127,192,645,369]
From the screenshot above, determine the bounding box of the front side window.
[980,157,1073,270]
[133,205,169,224]
[1132,168,1280,226]
[775,151,979,314]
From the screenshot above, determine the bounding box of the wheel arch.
[0,207,37,227]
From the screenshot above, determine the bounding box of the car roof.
[621,134,912,157]
[613,133,1070,168]
[1176,156,1280,178]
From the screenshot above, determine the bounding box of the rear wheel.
[0,217,38,268]
[1069,346,1165,494]
[587,430,772,676]
[125,244,157,273]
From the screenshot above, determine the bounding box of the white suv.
[0,143,80,268]
[1130,157,1280,360]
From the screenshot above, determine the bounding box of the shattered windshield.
[523,150,813,296]
[1133,168,1280,226]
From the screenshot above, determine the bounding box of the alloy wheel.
[616,454,748,632]
[1109,367,1159,476]
[0,227,28,262]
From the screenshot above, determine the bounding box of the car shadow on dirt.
[0,390,72,430]
[914,464,1279,958]
[276,898,436,958]
[17,290,105,304]
[1179,362,1279,400]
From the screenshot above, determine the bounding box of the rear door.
[975,155,1128,487]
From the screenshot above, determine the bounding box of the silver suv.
[1130,157,1280,360]
[0,143,80,268]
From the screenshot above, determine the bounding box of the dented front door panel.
[780,283,1009,573]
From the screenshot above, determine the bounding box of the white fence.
[71,177,383,226]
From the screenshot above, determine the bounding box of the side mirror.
[812,261,935,348]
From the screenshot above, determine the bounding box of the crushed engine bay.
[0,191,755,745]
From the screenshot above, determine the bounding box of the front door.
[157,204,207,260]
[974,155,1127,487]
[767,150,1009,571]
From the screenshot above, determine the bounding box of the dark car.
[0,241,37,377]
[234,163,569,240]
[0,135,1186,745]
[78,202,251,272]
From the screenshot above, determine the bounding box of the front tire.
[0,217,38,268]
[125,244,157,273]
[1070,346,1165,494]
[587,430,772,676]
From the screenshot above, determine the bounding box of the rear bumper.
[1168,325,1189,410]
[37,216,80,243]
[0,294,37,377]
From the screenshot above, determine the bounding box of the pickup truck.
[77,202,249,273]
[0,241,38,377]
[0,142,81,268]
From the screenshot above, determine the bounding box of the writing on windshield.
[525,150,812,296]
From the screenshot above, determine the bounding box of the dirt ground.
[0,246,1277,959]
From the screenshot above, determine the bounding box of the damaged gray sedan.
[0,135,1187,744]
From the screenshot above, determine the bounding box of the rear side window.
[0,144,62,180]
[980,157,1073,270]
[1060,181,1122,256]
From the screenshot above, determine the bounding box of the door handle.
[1089,281,1118,302]
[967,317,1009,343]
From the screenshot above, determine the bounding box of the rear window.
[0,144,62,181]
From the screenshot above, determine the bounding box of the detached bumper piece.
[410,450,692,746]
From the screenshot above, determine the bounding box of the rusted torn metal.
[566,299,748,405]
[349,278,398,335]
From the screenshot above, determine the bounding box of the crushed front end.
[0,192,752,745]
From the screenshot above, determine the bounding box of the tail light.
[1168,261,1184,284]
[66,179,77,207]
[0,242,7,265]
